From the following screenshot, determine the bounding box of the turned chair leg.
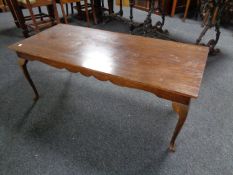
[25,0,40,33]
[38,7,43,21]
[71,3,74,14]
[65,3,69,15]
[60,2,68,24]
[169,101,190,152]
[18,58,39,101]
[91,0,97,24]
[52,0,60,24]
[84,0,90,26]
[108,0,113,14]
[171,0,177,17]
[183,0,191,21]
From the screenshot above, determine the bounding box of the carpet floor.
[0,5,233,175]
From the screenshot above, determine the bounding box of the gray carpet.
[0,5,233,175]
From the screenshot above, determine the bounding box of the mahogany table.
[9,24,209,151]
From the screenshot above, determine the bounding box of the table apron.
[17,52,191,105]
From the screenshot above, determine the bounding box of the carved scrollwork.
[197,0,227,55]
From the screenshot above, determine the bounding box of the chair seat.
[18,0,36,4]
[18,0,53,7]
[59,0,80,3]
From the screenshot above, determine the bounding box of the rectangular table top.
[9,24,209,98]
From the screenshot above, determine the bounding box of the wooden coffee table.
[9,24,209,151]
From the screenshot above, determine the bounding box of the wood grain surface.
[9,24,209,102]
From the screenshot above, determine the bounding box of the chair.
[17,0,60,33]
[171,0,177,16]
[183,0,191,20]
[183,0,200,21]
[171,0,190,17]
[0,0,7,11]
[59,0,97,26]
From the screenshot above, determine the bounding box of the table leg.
[18,58,39,101]
[169,101,190,152]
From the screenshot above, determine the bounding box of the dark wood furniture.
[6,0,59,37]
[6,0,111,37]
[134,0,150,11]
[93,0,113,22]
[112,0,225,55]
[9,24,209,151]
[171,0,185,17]
[59,0,79,24]
[59,0,97,26]
[0,0,7,11]
[171,0,201,21]
[0,0,5,11]
[183,0,191,20]
[17,0,60,33]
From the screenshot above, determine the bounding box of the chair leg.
[52,0,60,24]
[195,0,201,20]
[61,3,68,23]
[183,0,191,21]
[171,0,177,17]
[5,0,20,27]
[91,0,97,24]
[100,0,104,16]
[25,0,40,33]
[65,3,69,15]
[161,0,165,9]
[76,1,82,19]
[71,3,74,14]
[38,6,43,21]
[84,0,90,26]
[211,6,219,25]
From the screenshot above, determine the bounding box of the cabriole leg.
[18,58,39,101]
[169,101,190,152]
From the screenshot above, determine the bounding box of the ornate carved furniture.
[9,24,209,151]
[112,0,227,55]
[221,0,233,25]
[196,0,228,55]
